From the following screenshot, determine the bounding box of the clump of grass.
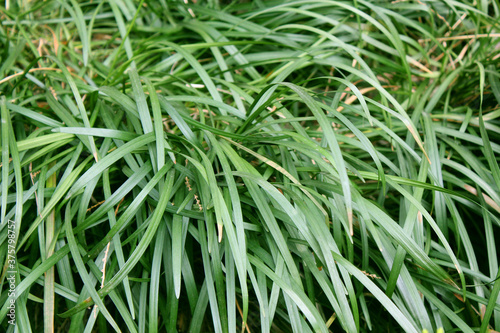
[1,0,500,332]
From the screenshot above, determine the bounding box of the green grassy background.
[1,0,500,332]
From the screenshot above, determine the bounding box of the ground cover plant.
[1,0,500,332]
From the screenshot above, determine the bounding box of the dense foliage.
[1,0,500,332]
